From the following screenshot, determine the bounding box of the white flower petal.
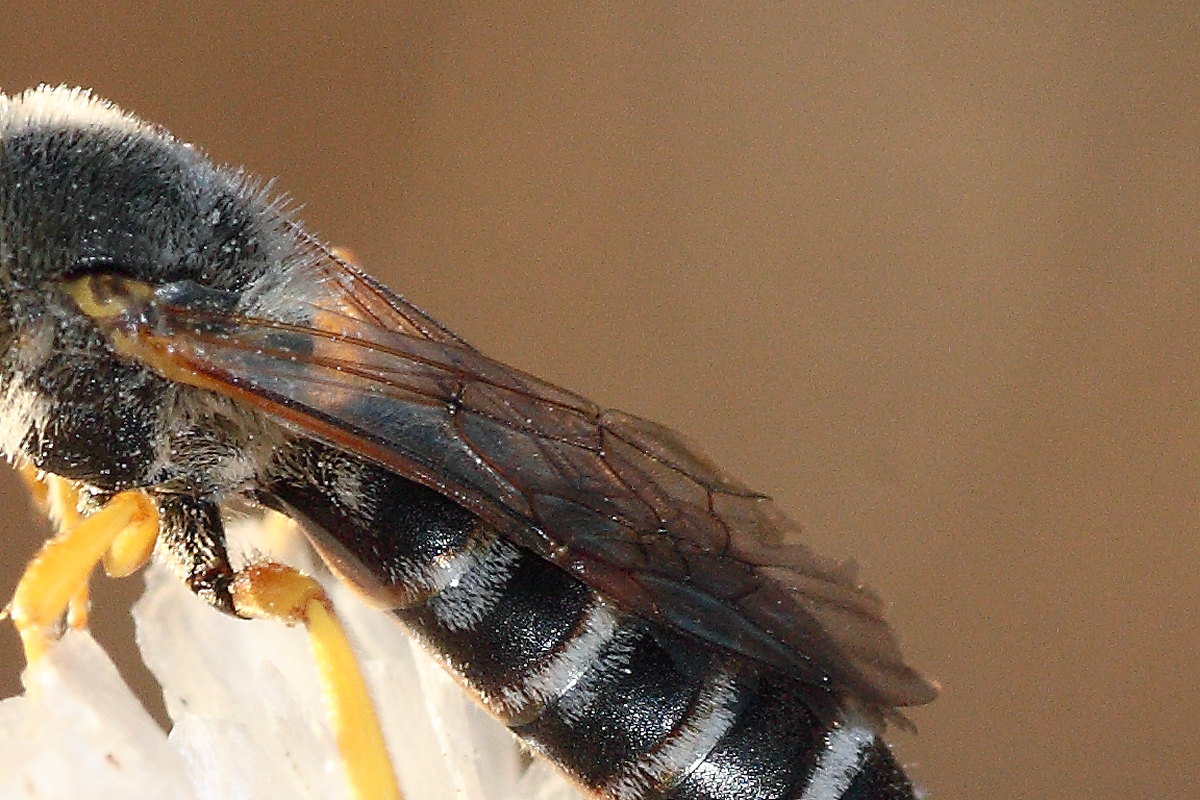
[0,632,195,800]
[0,548,586,799]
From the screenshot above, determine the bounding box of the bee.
[0,86,935,800]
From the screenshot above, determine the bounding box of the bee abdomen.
[662,679,916,800]
[396,535,918,800]
[265,448,919,799]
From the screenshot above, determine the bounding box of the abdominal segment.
[262,441,917,800]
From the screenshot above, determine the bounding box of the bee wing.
[119,247,936,711]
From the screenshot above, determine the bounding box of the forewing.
[111,250,936,711]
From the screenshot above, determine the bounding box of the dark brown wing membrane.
[111,251,936,711]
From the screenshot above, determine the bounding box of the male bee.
[0,86,935,799]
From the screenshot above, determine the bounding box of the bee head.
[0,86,289,485]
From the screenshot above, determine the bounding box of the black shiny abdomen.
[398,540,594,692]
[264,442,919,799]
[515,618,720,788]
[662,674,826,800]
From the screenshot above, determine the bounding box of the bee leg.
[17,469,92,628]
[231,561,402,800]
[155,495,238,616]
[7,489,157,663]
[151,498,402,798]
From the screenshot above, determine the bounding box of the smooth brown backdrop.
[1,5,1197,798]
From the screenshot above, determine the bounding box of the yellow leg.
[44,476,93,627]
[16,463,49,509]
[9,474,397,800]
[103,515,158,578]
[13,471,156,628]
[9,491,157,662]
[14,467,91,628]
[233,562,402,800]
[66,583,91,630]
[44,474,83,530]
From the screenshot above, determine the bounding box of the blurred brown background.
[1,4,1197,798]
